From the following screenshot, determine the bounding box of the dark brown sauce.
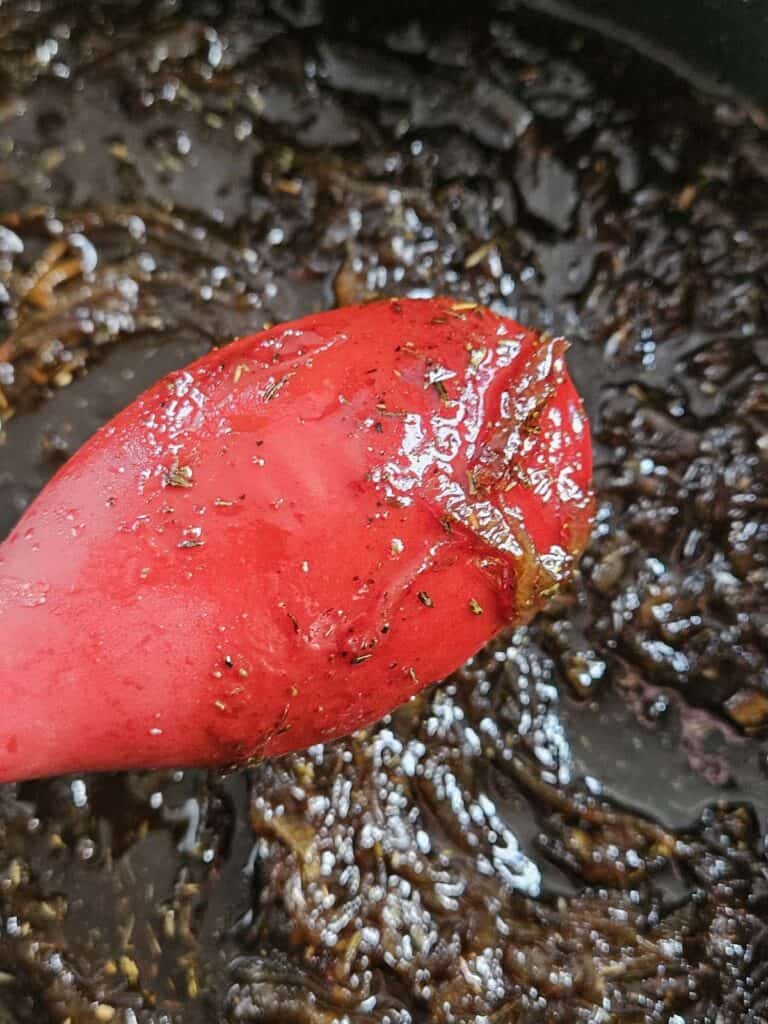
[1,2,767,1021]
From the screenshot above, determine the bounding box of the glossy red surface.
[0,298,593,781]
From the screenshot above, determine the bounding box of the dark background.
[335,0,768,105]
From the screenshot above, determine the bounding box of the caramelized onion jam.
[1,2,767,1022]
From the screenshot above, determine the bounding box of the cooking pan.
[0,1,766,1022]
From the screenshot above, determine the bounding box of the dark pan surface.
[0,2,767,1021]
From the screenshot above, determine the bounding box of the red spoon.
[0,298,593,783]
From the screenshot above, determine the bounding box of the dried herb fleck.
[286,610,300,632]
[417,591,434,608]
[167,460,193,488]
[469,598,484,615]
[263,373,292,402]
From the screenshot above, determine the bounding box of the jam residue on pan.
[1,2,767,1022]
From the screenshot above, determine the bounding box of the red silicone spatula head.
[0,298,593,782]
